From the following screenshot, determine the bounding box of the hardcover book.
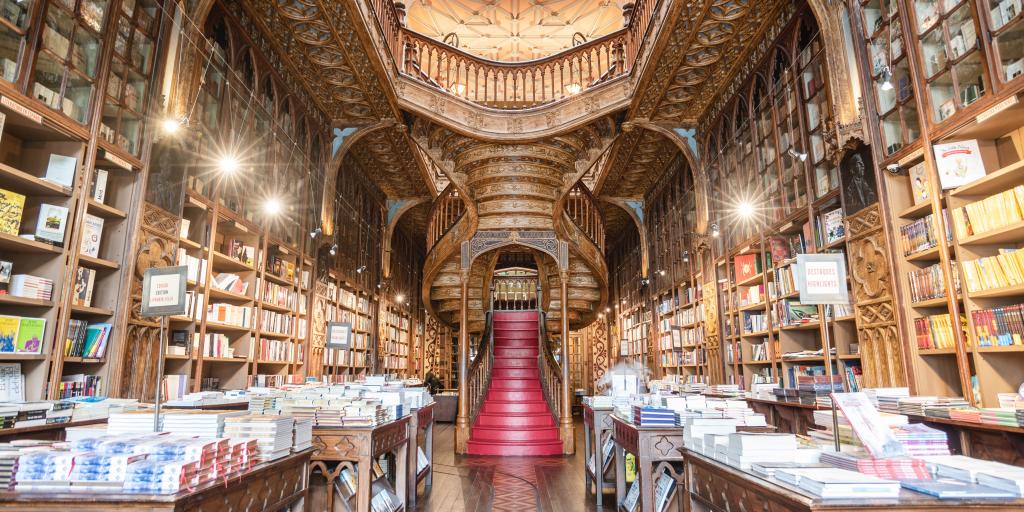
[31,203,69,246]
[734,254,761,283]
[73,267,96,307]
[0,187,25,236]
[909,162,931,205]
[0,315,19,352]
[91,169,108,203]
[821,208,846,244]
[80,213,104,257]
[14,317,44,354]
[933,140,988,189]
[42,154,78,188]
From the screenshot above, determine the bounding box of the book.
[0,316,18,352]
[79,213,104,257]
[734,254,761,283]
[821,208,845,244]
[0,187,25,236]
[932,140,988,189]
[42,154,78,188]
[0,259,10,290]
[91,169,108,203]
[908,162,930,205]
[31,203,69,246]
[900,479,1016,499]
[0,362,23,401]
[82,323,112,358]
[73,267,96,307]
[14,317,44,354]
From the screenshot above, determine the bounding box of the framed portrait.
[840,143,879,215]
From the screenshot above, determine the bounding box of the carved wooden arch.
[460,231,568,272]
[600,197,647,278]
[382,197,430,279]
[319,120,395,240]
[625,121,709,234]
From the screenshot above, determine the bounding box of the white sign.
[327,322,352,349]
[797,254,849,305]
[141,266,187,317]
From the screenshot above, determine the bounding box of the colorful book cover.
[33,203,69,245]
[73,267,95,307]
[79,213,104,257]
[734,254,760,283]
[14,317,45,354]
[0,187,26,236]
[83,323,111,358]
[0,315,19,352]
[767,237,791,265]
[822,208,846,244]
[909,162,931,205]
[933,140,988,189]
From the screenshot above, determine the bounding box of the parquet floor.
[412,420,610,512]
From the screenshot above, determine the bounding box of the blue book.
[900,479,1016,499]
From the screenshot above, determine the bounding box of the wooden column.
[559,271,575,453]
[455,269,471,453]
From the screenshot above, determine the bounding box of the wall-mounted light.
[787,148,808,162]
[395,294,405,304]
[657,269,666,277]
[160,117,185,136]
[356,265,367,274]
[329,244,338,256]
[263,197,283,216]
[880,66,894,91]
[682,250,690,263]
[309,227,322,239]
[710,223,720,238]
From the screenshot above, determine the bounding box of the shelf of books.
[380,302,411,376]
[321,273,375,383]
[619,303,651,366]
[655,275,704,383]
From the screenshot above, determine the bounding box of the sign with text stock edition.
[795,254,849,305]
[141,266,188,317]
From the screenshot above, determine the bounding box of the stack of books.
[8,274,53,301]
[682,416,738,453]
[584,396,615,408]
[891,423,950,456]
[797,375,843,407]
[632,406,677,427]
[775,467,901,499]
[0,447,16,490]
[819,451,931,479]
[864,388,909,413]
[107,411,161,435]
[949,408,983,423]
[898,396,968,417]
[292,417,313,451]
[708,384,741,396]
[123,459,199,494]
[979,408,1022,427]
[163,410,247,437]
[923,455,1024,495]
[223,415,294,462]
[725,433,799,470]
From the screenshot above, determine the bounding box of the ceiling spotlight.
[309,227,321,239]
[263,197,283,216]
[682,250,690,263]
[356,265,367,274]
[329,244,338,256]
[711,223,720,238]
[160,117,184,135]
[787,148,808,162]
[395,294,405,304]
[217,154,240,174]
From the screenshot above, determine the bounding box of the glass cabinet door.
[33,0,109,123]
[101,0,158,156]
[862,0,922,157]
[983,0,1024,84]
[911,0,989,122]
[0,0,34,82]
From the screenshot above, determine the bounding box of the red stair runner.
[466,311,563,456]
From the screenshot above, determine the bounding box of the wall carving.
[590,319,609,392]
[702,276,723,384]
[847,204,908,388]
[461,231,567,271]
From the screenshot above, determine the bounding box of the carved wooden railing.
[467,303,495,426]
[365,0,659,109]
[427,183,466,251]
[492,277,539,311]
[537,311,563,427]
[565,180,605,251]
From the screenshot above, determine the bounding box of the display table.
[610,415,686,512]
[433,393,457,422]
[583,404,615,509]
[407,403,435,508]
[0,418,107,443]
[309,416,411,512]
[685,450,1024,512]
[0,449,311,511]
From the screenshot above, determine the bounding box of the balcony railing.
[367,0,659,110]
[492,277,539,311]
[565,181,605,251]
[426,183,466,251]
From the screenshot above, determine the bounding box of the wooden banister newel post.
[559,270,574,454]
[456,269,471,453]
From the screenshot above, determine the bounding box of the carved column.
[559,271,575,453]
[455,269,471,453]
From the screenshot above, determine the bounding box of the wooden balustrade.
[565,181,605,251]
[426,184,466,251]
[492,277,539,311]
[365,0,659,109]
[466,306,494,428]
[537,312,564,429]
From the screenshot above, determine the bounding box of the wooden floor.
[413,419,610,512]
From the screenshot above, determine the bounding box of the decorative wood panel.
[703,277,723,385]
[591,318,609,389]
[847,204,908,388]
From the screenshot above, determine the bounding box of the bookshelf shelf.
[85,199,127,219]
[78,254,120,271]
[259,301,291,313]
[208,288,253,302]
[70,304,114,316]
[0,232,62,253]
[0,353,47,361]
[976,346,1024,353]
[967,284,1024,299]
[898,200,938,219]
[957,220,1024,246]
[178,237,201,250]
[917,348,958,356]
[211,251,255,272]
[201,357,248,364]
[0,296,54,307]
[949,158,1024,198]
[204,321,253,333]
[737,272,763,287]
[259,332,292,339]
[262,272,294,287]
[738,302,765,311]
[0,162,71,196]
[905,245,943,262]
[911,296,956,308]
[63,357,104,364]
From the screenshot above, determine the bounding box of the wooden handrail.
[565,180,605,251]
[466,308,494,426]
[426,183,466,251]
[364,0,660,110]
[536,310,563,427]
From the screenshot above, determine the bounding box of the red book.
[734,254,760,283]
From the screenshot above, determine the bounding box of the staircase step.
[466,440,564,456]
[486,389,544,402]
[493,348,538,358]
[492,338,537,348]
[492,368,540,378]
[475,413,554,428]
[493,311,539,321]
[489,378,541,390]
[482,401,551,414]
[470,426,561,442]
[493,357,537,368]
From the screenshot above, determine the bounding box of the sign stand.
[141,266,188,433]
[796,254,850,452]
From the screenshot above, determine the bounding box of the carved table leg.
[615,444,626,508]
[357,456,372,512]
[640,460,655,512]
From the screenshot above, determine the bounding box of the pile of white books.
[108,411,161,435]
[584,396,615,408]
[864,387,910,414]
[725,433,800,470]
[162,410,247,437]
[922,455,1024,495]
[292,417,313,451]
[775,467,901,499]
[682,417,738,453]
[223,415,294,462]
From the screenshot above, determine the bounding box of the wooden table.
[583,404,616,509]
[686,450,1024,511]
[407,403,435,508]
[310,416,411,512]
[0,449,311,511]
[610,415,686,512]
[0,418,107,443]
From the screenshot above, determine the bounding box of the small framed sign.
[327,322,352,349]
[141,266,188,317]
[796,254,850,305]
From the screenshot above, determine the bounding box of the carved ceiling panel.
[406,0,627,62]
[596,128,679,197]
[631,0,789,124]
[601,203,634,244]
[348,126,433,198]
[397,201,431,248]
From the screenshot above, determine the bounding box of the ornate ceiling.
[595,129,680,198]
[405,0,627,62]
[347,126,433,198]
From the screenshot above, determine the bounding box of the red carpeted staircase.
[466,311,564,456]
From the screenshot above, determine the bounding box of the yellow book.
[0,188,26,236]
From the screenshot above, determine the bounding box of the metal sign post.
[796,254,850,452]
[141,266,189,433]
